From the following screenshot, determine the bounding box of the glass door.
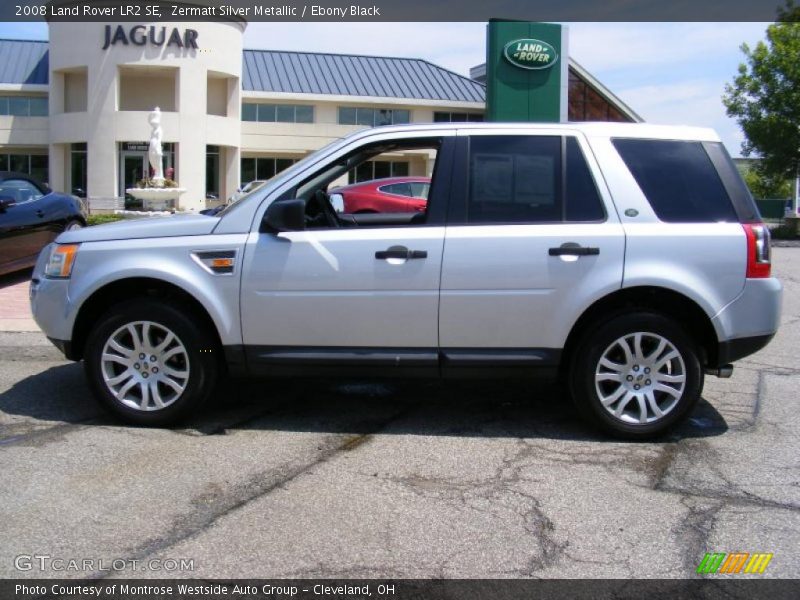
[119,152,147,199]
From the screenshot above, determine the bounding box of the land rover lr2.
[30,123,782,438]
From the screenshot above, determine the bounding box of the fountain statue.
[148,107,165,186]
[125,106,186,211]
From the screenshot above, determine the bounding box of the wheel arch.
[69,277,223,362]
[560,286,719,378]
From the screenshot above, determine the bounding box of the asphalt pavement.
[0,249,798,579]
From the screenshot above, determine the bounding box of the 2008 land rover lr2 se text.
[30,123,782,438]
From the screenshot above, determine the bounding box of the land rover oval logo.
[503,38,558,70]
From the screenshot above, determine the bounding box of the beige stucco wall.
[118,69,178,112]
[47,18,245,211]
[63,70,88,113]
[0,116,49,147]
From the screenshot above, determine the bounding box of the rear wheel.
[569,312,703,439]
[84,299,219,426]
[64,219,84,231]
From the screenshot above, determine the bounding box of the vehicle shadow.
[0,363,729,443]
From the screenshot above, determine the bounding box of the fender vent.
[192,250,236,275]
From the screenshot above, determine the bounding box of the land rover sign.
[503,38,558,70]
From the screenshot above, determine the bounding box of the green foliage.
[87,214,126,226]
[723,14,800,181]
[770,223,800,239]
[740,163,793,199]
[134,177,179,189]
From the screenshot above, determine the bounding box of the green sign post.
[486,20,568,122]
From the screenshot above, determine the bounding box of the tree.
[723,11,800,194]
[739,163,793,199]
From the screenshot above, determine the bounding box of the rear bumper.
[715,333,774,367]
[709,277,781,367]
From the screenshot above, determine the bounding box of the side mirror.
[329,193,345,213]
[262,198,306,233]
[0,197,15,212]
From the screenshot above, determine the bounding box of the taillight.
[743,223,771,278]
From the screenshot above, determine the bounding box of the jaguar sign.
[102,25,199,50]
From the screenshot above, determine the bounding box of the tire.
[64,219,84,231]
[568,312,703,439]
[84,299,220,426]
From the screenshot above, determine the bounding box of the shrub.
[134,177,179,189]
[87,214,126,226]
[769,223,800,240]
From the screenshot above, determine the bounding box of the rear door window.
[612,139,738,223]
[468,135,562,223]
[465,135,605,224]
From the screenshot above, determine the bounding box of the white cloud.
[567,22,768,73]
[615,79,745,153]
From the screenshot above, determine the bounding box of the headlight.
[44,244,79,278]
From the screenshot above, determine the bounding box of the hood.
[57,214,219,244]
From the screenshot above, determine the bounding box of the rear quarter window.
[612,138,739,223]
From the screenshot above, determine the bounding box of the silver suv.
[30,123,782,438]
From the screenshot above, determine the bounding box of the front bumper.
[46,337,79,360]
[29,246,76,357]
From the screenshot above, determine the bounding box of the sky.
[0,21,771,156]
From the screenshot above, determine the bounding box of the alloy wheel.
[594,331,686,425]
[100,321,190,411]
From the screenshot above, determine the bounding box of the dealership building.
[0,20,640,212]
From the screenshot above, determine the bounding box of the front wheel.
[568,312,703,439]
[84,299,220,426]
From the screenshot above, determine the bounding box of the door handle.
[36,210,45,218]
[375,247,427,260]
[548,246,600,257]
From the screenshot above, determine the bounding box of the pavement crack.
[647,442,678,489]
[0,416,106,447]
[672,496,724,575]
[96,404,418,579]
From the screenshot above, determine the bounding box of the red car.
[329,177,430,214]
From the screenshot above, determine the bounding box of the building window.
[30,155,48,185]
[206,145,220,199]
[338,107,410,127]
[0,96,49,117]
[568,71,630,123]
[70,143,87,197]
[241,103,314,123]
[240,157,297,185]
[348,160,409,184]
[433,111,483,123]
[0,152,49,184]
